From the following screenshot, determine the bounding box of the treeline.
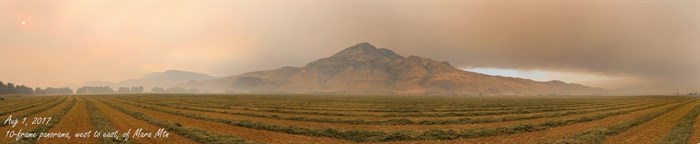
[76,86,199,94]
[0,81,73,95]
[117,86,144,93]
[76,86,115,94]
[77,86,143,94]
[151,87,200,93]
[34,87,74,95]
[0,81,33,94]
[1,81,201,95]
[76,86,146,94]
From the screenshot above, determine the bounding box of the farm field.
[1,94,699,144]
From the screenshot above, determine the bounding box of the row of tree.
[34,87,74,95]
[117,86,145,93]
[0,81,33,94]
[76,86,114,94]
[151,87,200,93]
[1,81,73,95]
[2,81,198,95]
[75,86,199,94]
[77,86,150,94]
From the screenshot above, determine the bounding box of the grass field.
[1,94,699,144]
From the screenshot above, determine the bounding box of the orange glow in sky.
[0,1,697,93]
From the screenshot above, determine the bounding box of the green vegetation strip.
[118,98,673,125]
[546,99,696,144]
[85,98,132,144]
[94,98,247,144]
[105,97,688,142]
[656,100,700,144]
[0,96,68,128]
[14,97,77,143]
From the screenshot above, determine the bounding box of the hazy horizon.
[1,1,698,93]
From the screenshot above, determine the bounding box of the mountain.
[188,43,601,95]
[82,70,216,90]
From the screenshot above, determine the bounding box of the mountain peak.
[355,42,375,48]
[330,42,403,61]
[162,69,184,74]
[333,42,378,57]
[193,43,600,95]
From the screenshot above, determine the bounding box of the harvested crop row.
[0,96,61,118]
[130,97,662,120]
[92,97,245,144]
[108,97,679,133]
[603,99,700,143]
[131,97,663,119]
[688,106,700,144]
[101,97,687,142]
[15,97,78,143]
[657,99,700,144]
[0,97,75,143]
[127,95,629,112]
[131,95,656,114]
[84,96,129,144]
[84,97,197,144]
[132,96,602,111]
[0,96,56,111]
[390,98,695,144]
[0,95,47,104]
[93,96,351,144]
[549,99,695,144]
[257,99,660,117]
[124,97,670,126]
[200,98,668,114]
[0,96,56,109]
[378,99,694,143]
[38,97,96,144]
[0,96,68,128]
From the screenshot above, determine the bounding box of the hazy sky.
[1,1,698,92]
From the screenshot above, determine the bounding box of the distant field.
[1,94,700,144]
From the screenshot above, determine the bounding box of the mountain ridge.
[81,70,217,90]
[187,43,601,95]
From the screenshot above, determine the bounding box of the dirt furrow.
[38,97,96,144]
[380,99,690,144]
[109,97,679,132]
[94,97,351,144]
[0,97,74,143]
[690,113,700,144]
[603,99,700,143]
[85,97,197,144]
